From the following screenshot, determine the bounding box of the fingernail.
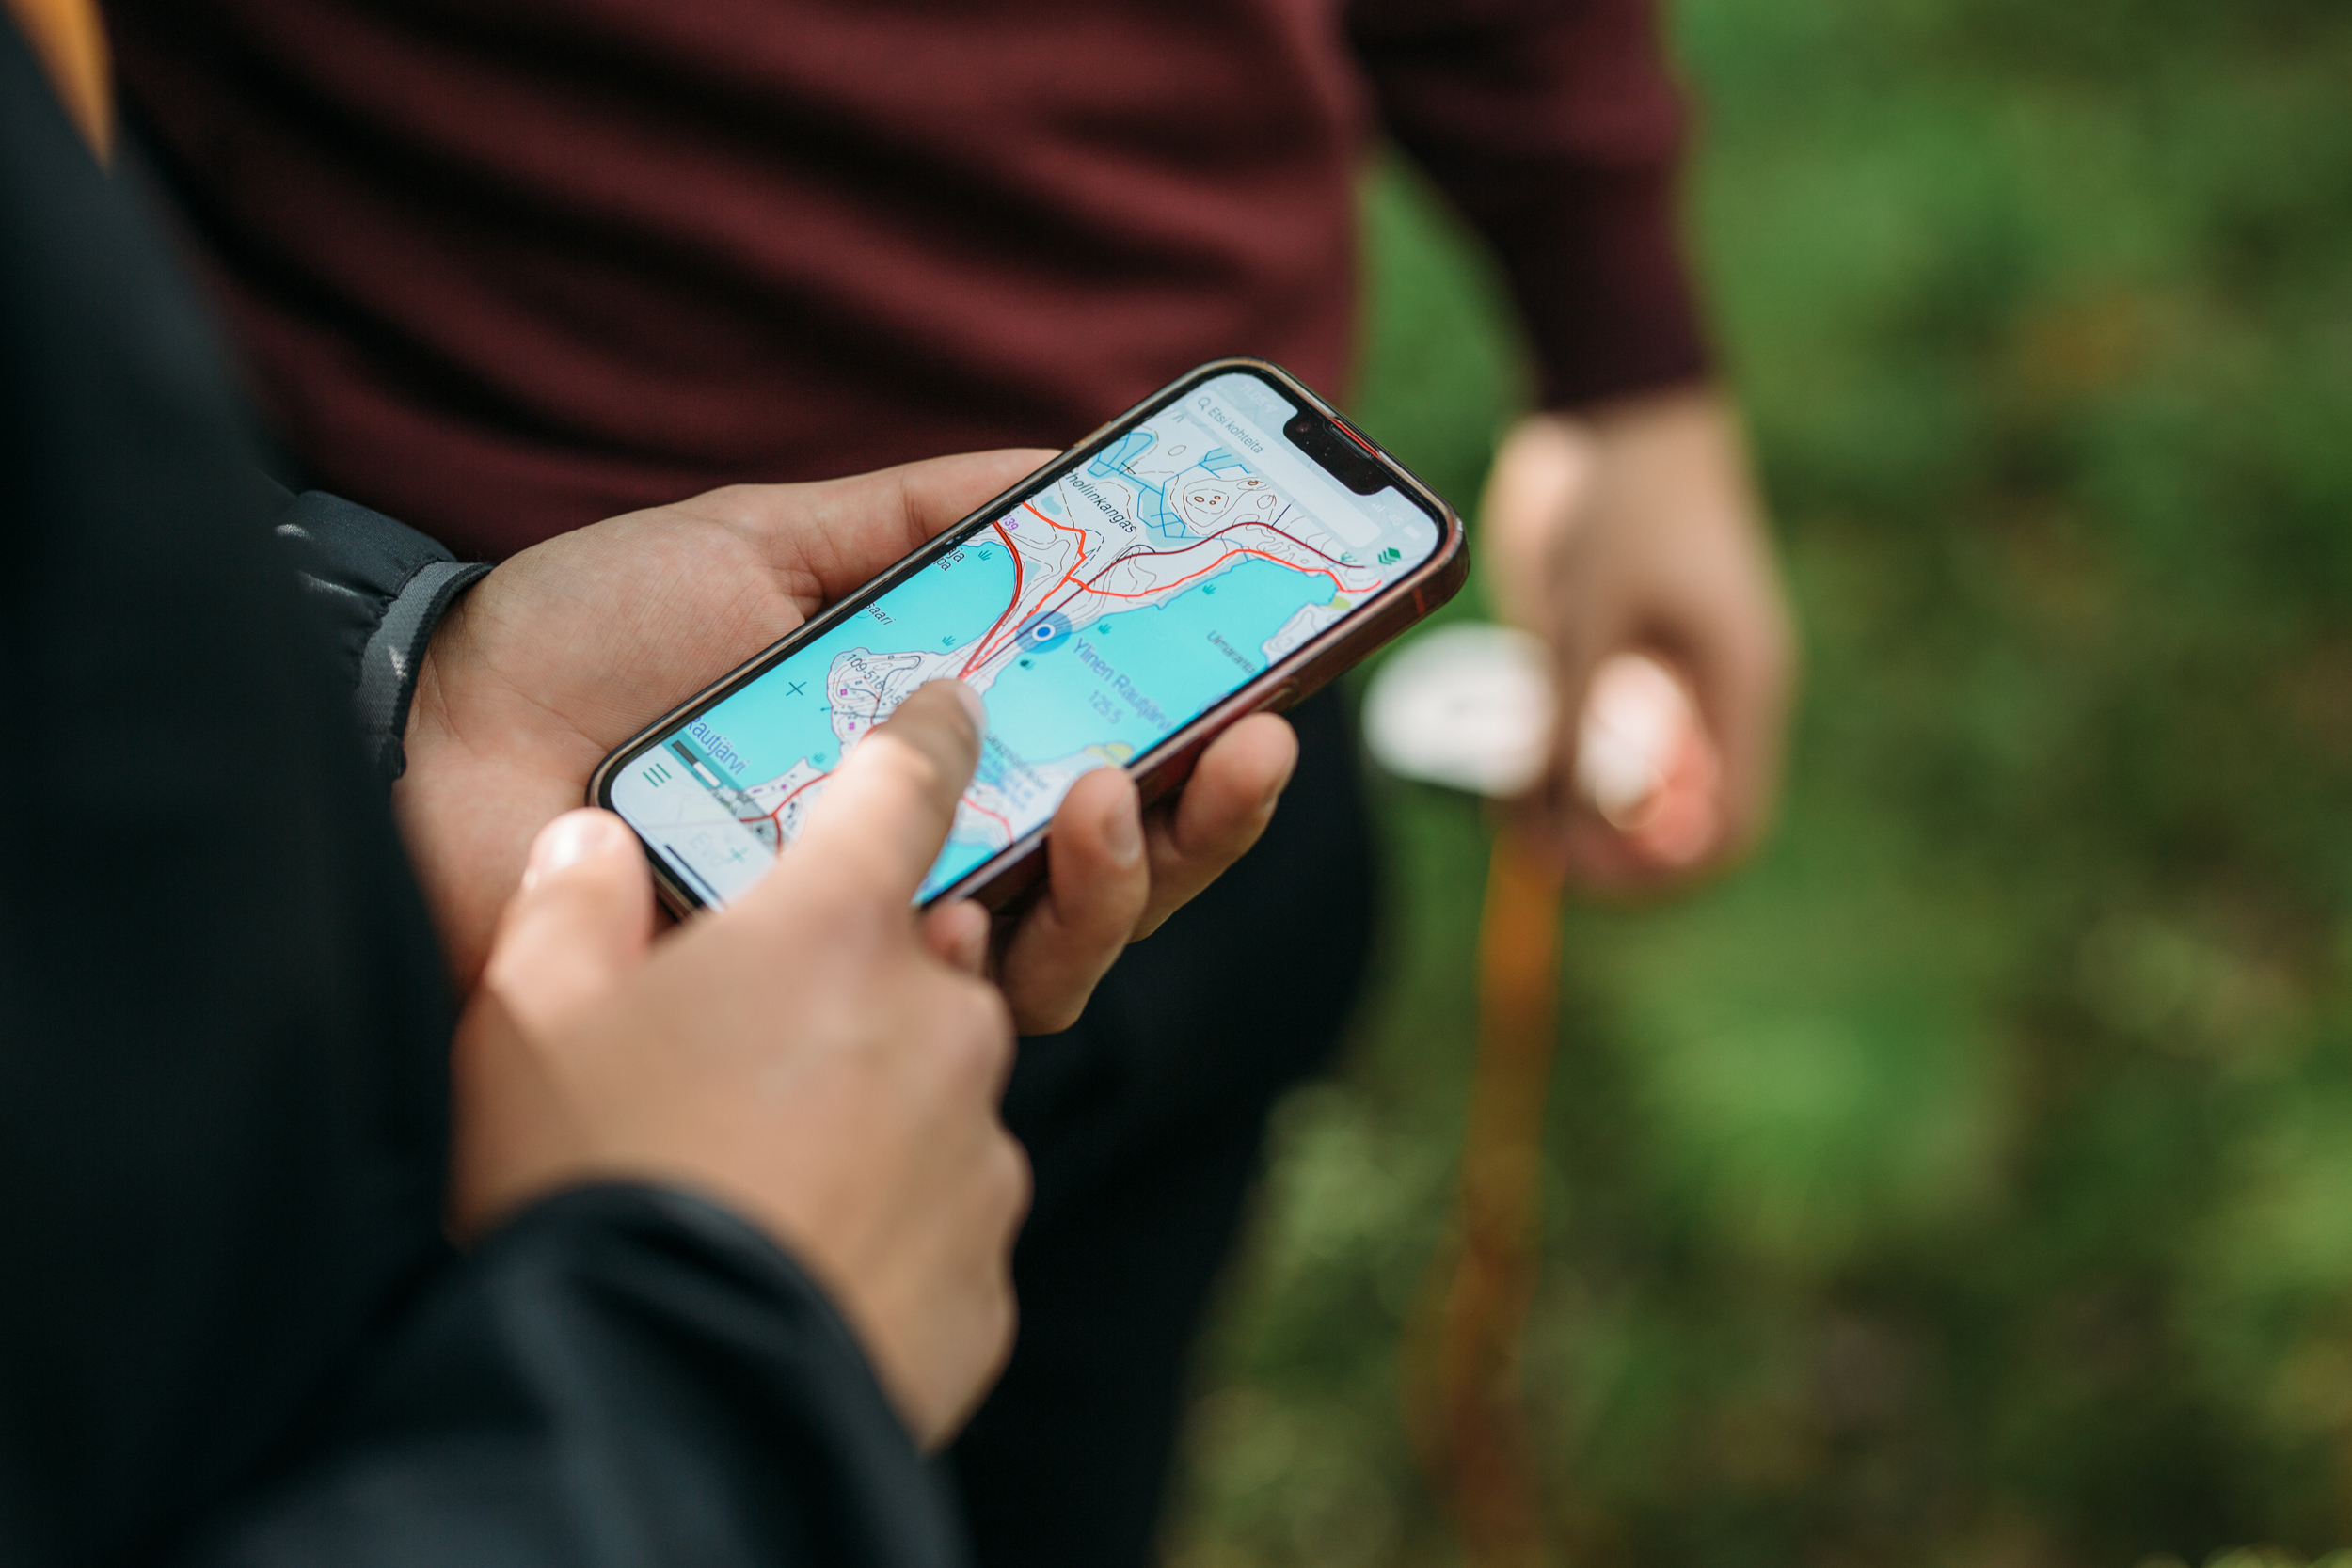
[1102,791,1143,867]
[523,811,628,890]
[931,679,989,736]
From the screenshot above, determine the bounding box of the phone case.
[588,356,1470,917]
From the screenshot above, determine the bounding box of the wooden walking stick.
[1421,823,1568,1568]
[1369,623,1707,1568]
[1366,625,1568,1567]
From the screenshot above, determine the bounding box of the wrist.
[1541,377,1724,438]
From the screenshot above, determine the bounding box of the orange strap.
[7,0,111,161]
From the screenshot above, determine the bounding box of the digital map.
[610,377,1433,904]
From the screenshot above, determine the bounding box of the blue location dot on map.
[1023,611,1073,653]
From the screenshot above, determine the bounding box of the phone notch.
[1281,408,1391,495]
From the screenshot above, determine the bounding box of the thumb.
[480,810,657,1036]
[784,680,986,906]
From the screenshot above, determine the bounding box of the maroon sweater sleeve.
[1347,0,1711,409]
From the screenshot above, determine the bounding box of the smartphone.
[590,358,1468,913]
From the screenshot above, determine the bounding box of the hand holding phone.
[393,447,1300,1034]
[593,359,1468,916]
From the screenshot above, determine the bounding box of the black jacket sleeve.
[1,24,958,1568]
[269,490,488,779]
[185,1188,966,1568]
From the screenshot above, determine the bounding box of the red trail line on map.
[965,498,1373,677]
[964,502,1090,673]
[959,519,1029,678]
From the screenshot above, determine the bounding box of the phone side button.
[1259,679,1303,713]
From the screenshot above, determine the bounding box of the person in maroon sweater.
[105,2,1794,1563]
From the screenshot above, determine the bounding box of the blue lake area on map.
[914,556,1330,897]
[983,557,1332,766]
[688,538,1017,783]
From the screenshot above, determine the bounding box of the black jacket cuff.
[273,489,488,780]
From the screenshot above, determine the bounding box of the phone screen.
[605,369,1443,906]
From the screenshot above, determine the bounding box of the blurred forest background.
[1164,0,2352,1564]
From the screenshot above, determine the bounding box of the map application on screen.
[607,372,1442,906]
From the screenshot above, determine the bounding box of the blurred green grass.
[1164,2,2352,1565]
